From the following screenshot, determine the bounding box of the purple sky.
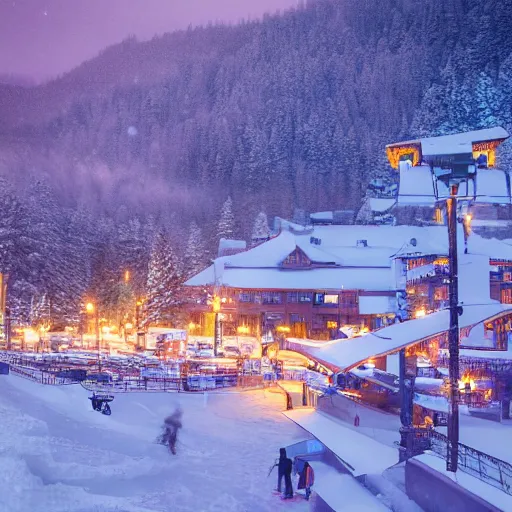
[0,0,298,83]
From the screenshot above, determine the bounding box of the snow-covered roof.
[188,266,395,291]
[475,169,510,204]
[414,393,449,413]
[284,409,398,477]
[186,223,512,291]
[296,302,512,372]
[399,166,512,205]
[310,211,333,221]
[369,198,396,213]
[387,127,509,156]
[398,165,436,205]
[358,296,396,315]
[218,238,247,257]
[459,346,512,361]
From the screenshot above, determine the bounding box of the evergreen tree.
[145,232,183,327]
[251,212,270,245]
[217,197,235,241]
[355,196,373,225]
[24,178,88,328]
[184,222,207,278]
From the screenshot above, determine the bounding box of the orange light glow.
[212,296,221,313]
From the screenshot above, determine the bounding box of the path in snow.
[0,376,310,512]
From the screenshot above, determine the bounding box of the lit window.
[262,292,282,304]
[324,294,339,304]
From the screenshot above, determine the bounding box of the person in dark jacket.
[90,393,100,411]
[277,448,293,498]
[160,407,183,455]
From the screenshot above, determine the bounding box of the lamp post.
[212,295,221,357]
[86,302,101,372]
[424,153,472,472]
[79,305,84,348]
[446,185,460,472]
[434,158,472,473]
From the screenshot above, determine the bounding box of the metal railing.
[429,430,512,496]
[8,364,75,386]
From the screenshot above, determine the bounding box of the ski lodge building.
[185,127,512,342]
[184,222,512,342]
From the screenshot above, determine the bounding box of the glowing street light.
[86,302,94,314]
[124,270,130,283]
[415,308,426,319]
[212,296,221,313]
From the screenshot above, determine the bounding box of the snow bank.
[0,375,309,512]
[414,453,512,511]
[284,409,398,476]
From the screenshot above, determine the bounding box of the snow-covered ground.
[0,375,310,512]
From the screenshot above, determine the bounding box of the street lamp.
[86,301,101,371]
[433,159,474,473]
[212,295,222,357]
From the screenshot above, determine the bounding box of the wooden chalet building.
[185,220,512,342]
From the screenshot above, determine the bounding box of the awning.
[284,409,398,476]
[309,461,390,512]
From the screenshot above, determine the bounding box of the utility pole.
[446,185,460,473]
[5,307,11,351]
[96,311,101,372]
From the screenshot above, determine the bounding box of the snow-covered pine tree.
[145,232,183,327]
[355,196,373,225]
[251,212,270,246]
[24,178,87,328]
[117,216,149,298]
[217,197,235,241]
[184,222,206,278]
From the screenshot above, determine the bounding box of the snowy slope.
[0,375,310,512]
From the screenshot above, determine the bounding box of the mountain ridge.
[1,0,511,234]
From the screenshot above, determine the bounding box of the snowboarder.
[276,448,293,498]
[159,407,183,455]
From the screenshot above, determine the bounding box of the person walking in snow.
[296,460,314,500]
[276,448,293,498]
[160,407,183,455]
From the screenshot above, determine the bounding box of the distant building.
[362,127,512,233]
[309,210,355,225]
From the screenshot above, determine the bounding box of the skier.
[276,448,293,498]
[160,407,183,455]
